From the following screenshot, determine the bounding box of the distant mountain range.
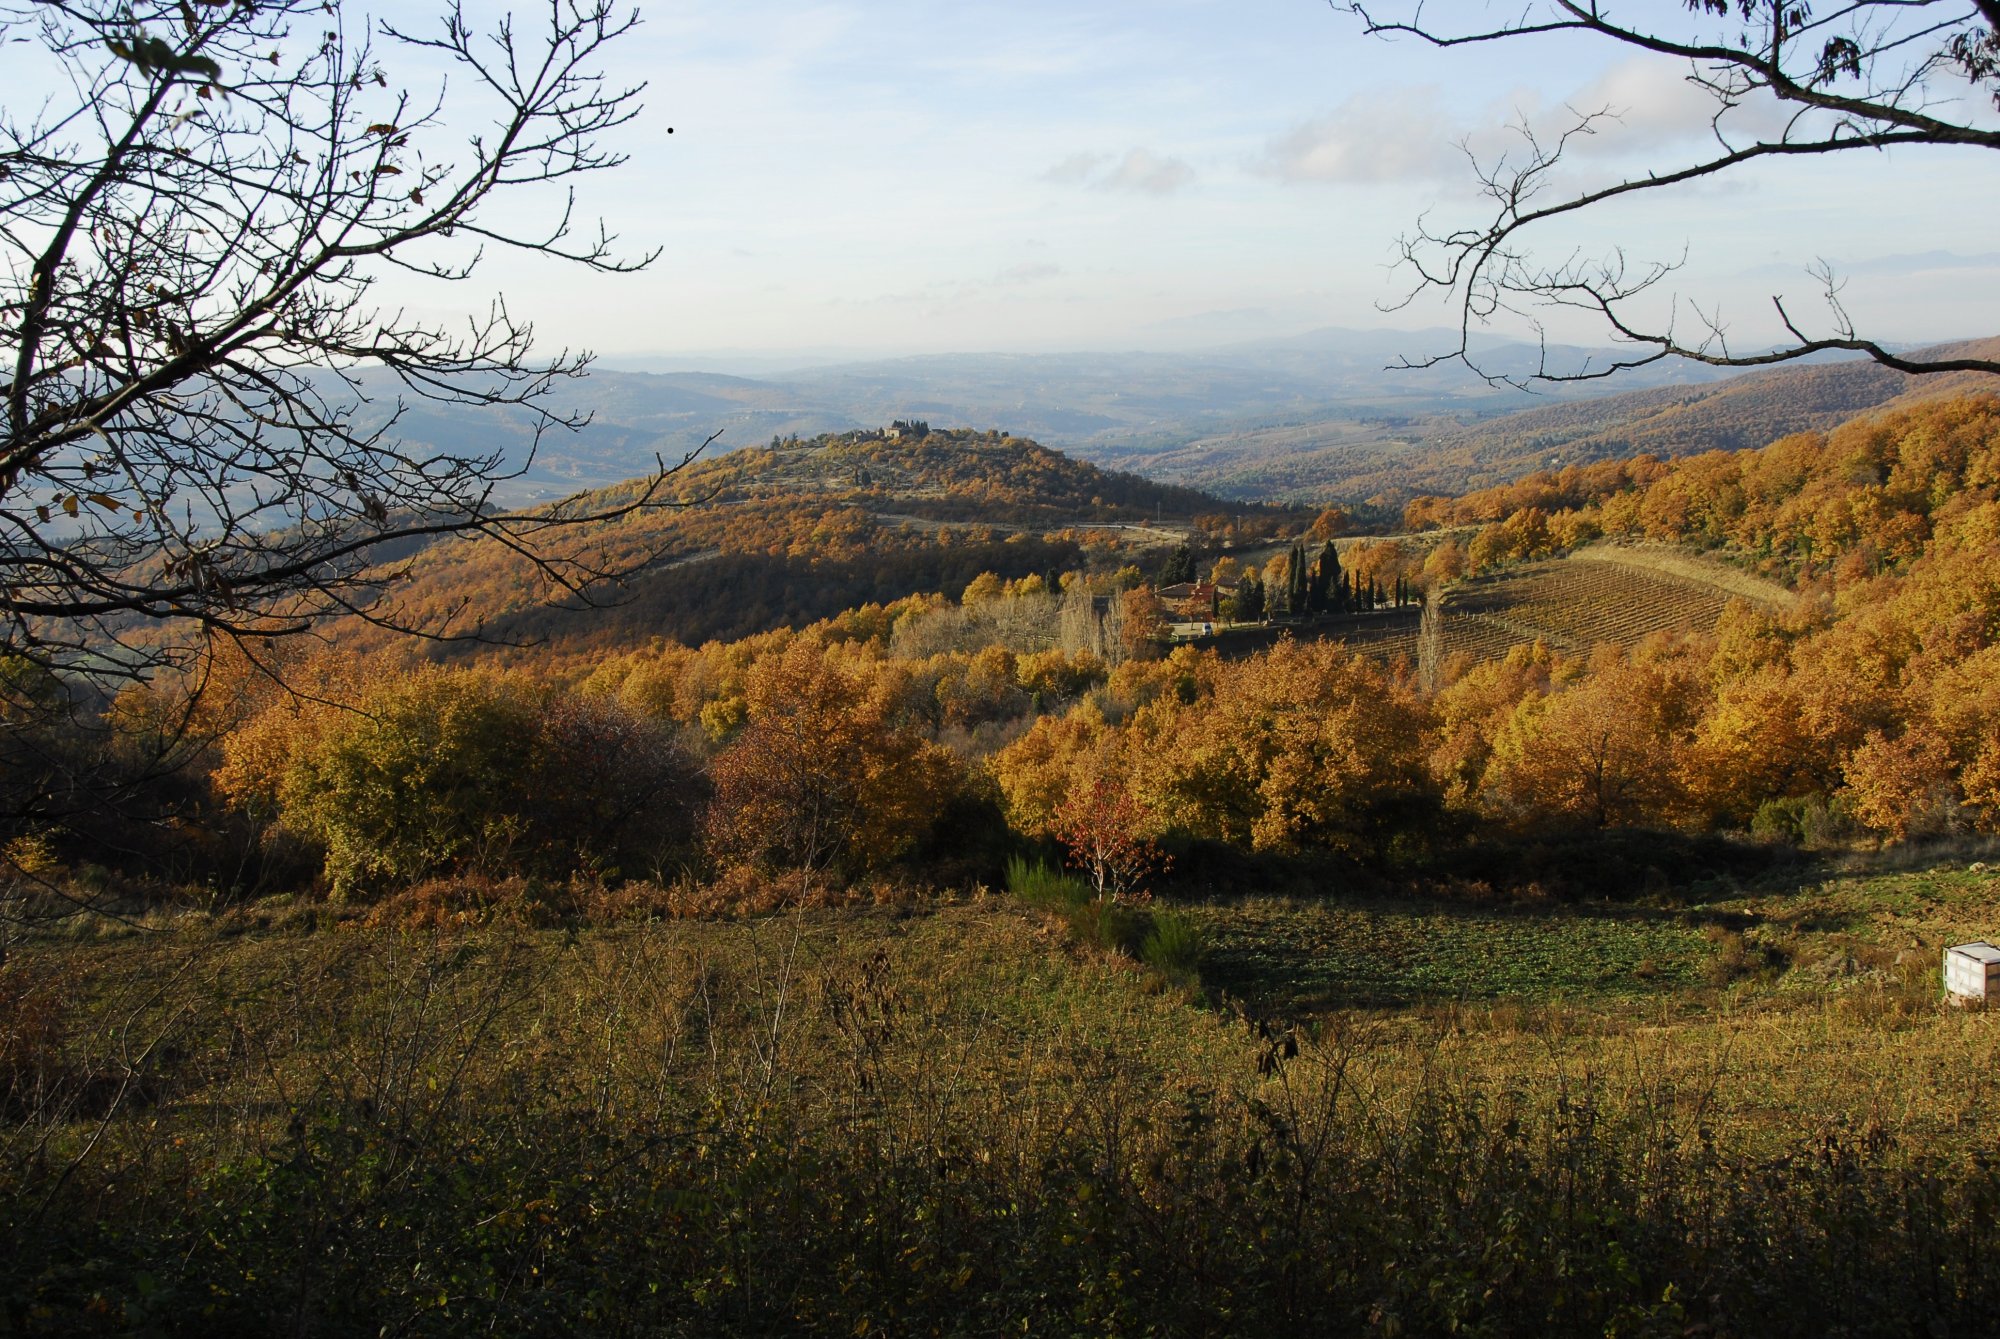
[342,328,1998,509]
[1082,336,2000,505]
[341,327,1720,506]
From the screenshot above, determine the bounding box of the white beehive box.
[1944,942,2000,1002]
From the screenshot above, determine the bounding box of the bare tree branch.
[0,0,692,693]
[1344,0,2000,383]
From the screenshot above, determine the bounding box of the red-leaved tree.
[1051,778,1168,902]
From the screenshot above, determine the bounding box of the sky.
[11,1,2000,369]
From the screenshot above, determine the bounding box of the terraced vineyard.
[1217,544,1789,666]
[1437,549,1784,659]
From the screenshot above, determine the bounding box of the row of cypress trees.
[1279,541,1411,616]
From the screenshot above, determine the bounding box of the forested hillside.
[13,391,1988,921]
[335,425,1300,656]
[1395,392,2000,841]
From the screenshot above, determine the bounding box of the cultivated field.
[1439,547,1778,659]
[1213,543,1788,667]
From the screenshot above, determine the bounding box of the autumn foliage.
[30,393,2000,911]
[1051,779,1168,900]
[705,641,956,881]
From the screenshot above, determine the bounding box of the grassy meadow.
[7,852,2000,1335]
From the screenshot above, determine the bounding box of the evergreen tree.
[1159,544,1197,587]
[1312,541,1341,614]
[1238,575,1265,622]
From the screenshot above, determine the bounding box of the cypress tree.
[1315,541,1340,614]
[1238,575,1265,622]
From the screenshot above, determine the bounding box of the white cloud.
[1557,58,1721,152]
[1257,87,1463,184]
[1494,56,1797,159]
[1257,60,1796,188]
[1043,152,1109,185]
[995,261,1063,285]
[1043,147,1195,195]
[1101,148,1196,195]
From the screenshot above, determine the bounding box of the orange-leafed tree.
[1679,664,1840,828]
[1918,645,2000,832]
[1130,640,1436,856]
[1843,729,1959,842]
[1483,644,1707,830]
[989,701,1117,837]
[1426,641,1559,810]
[706,643,957,882]
[1120,587,1169,661]
[1421,538,1470,587]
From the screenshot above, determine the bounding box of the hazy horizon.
[475,1,2000,365]
[8,2,1993,369]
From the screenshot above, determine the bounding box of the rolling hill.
[341,426,1288,658]
[1099,336,2000,505]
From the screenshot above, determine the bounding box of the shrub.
[1005,854,1151,958]
[1138,909,1205,987]
[0,955,72,1120]
[1751,794,1864,850]
[1068,897,1149,956]
[1702,924,1788,986]
[1004,854,1089,912]
[277,668,537,898]
[357,875,583,931]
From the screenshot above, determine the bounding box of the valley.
[15,343,2000,1338]
[10,0,2000,1330]
[368,333,2000,520]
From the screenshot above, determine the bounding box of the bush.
[1068,897,1149,956]
[1005,854,1155,960]
[1752,794,1859,849]
[1004,854,1089,912]
[356,875,583,931]
[1139,909,1206,987]
[1702,924,1788,986]
[276,669,538,898]
[0,955,73,1120]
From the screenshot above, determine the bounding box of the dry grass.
[9,861,2000,1332]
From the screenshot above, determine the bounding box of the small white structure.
[1944,942,2000,1003]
